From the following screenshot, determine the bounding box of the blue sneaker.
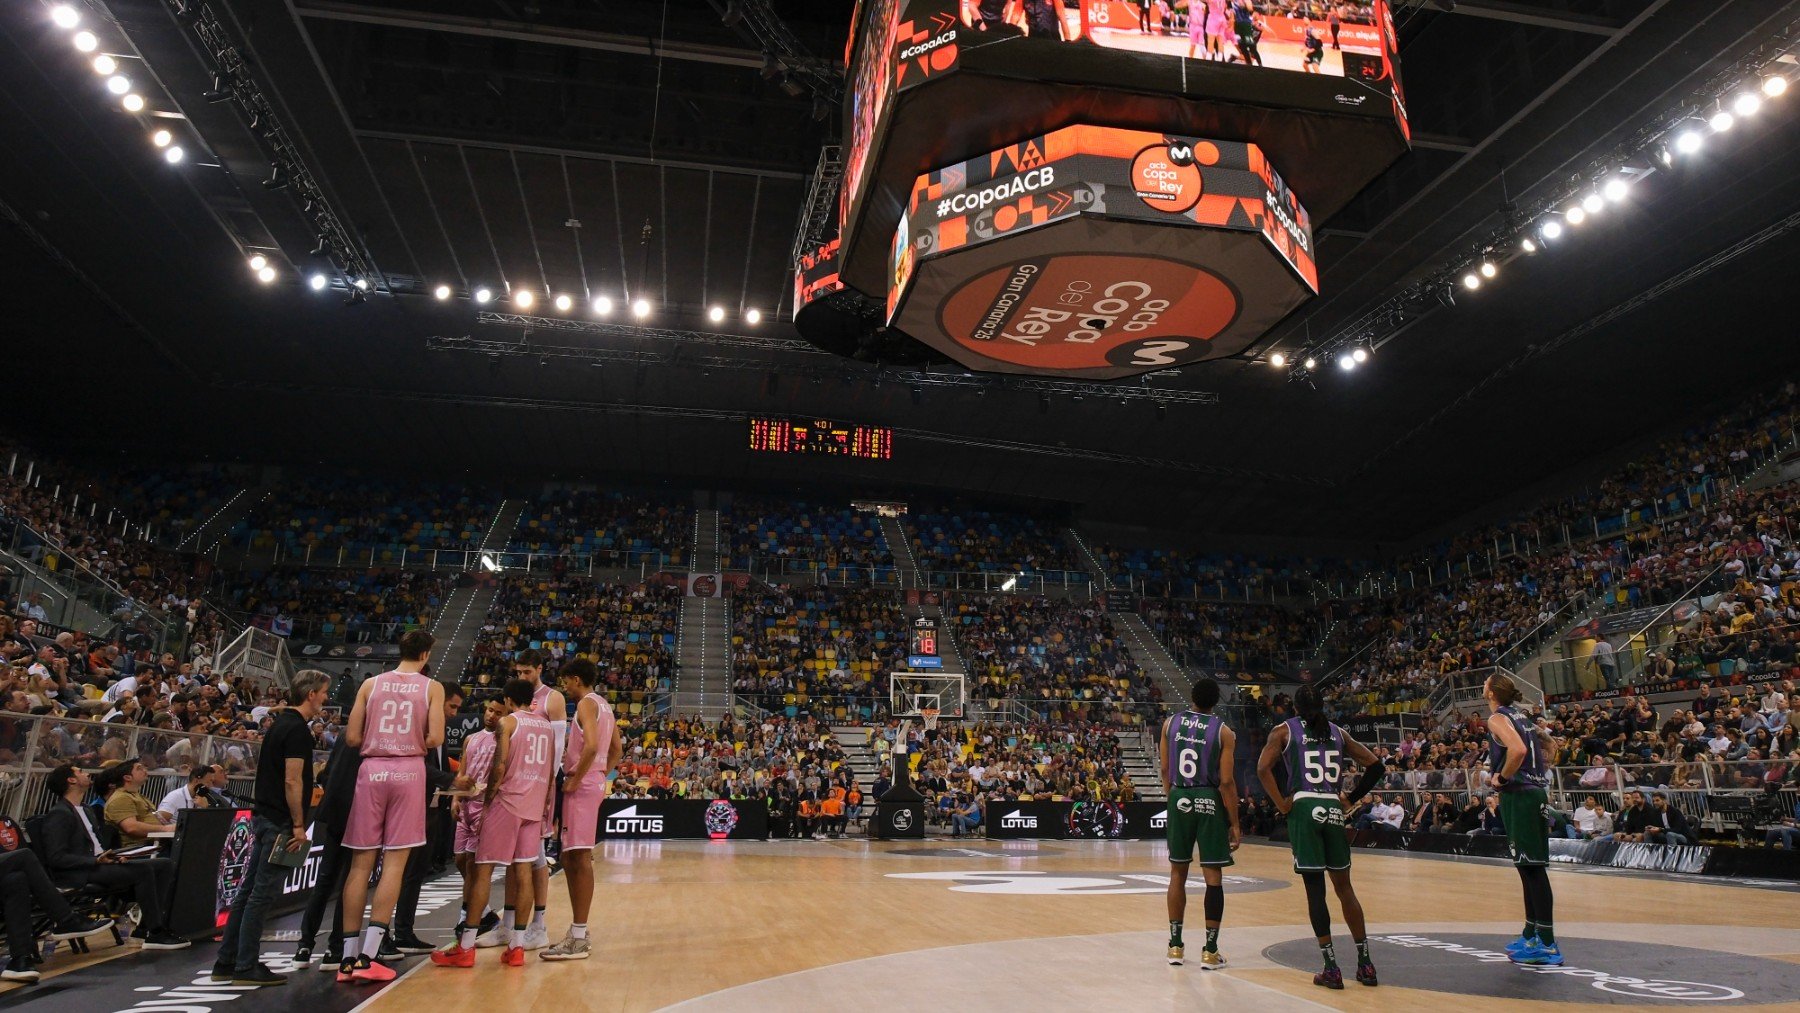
[1512,941,1564,966]
[1504,936,1536,956]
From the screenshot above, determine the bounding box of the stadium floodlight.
[353,278,370,291]
[1302,357,1316,370]
[708,305,725,323]
[1581,193,1603,214]
[1565,206,1586,226]
[474,287,493,304]
[1540,219,1563,240]
[1352,347,1369,363]
[554,294,573,312]
[248,254,268,271]
[1461,272,1480,290]
[152,128,171,147]
[309,273,328,291]
[51,6,81,29]
[92,54,117,75]
[631,298,651,319]
[106,75,130,95]
[1603,177,1629,202]
[256,265,276,284]
[73,31,98,53]
[1521,237,1538,253]
[745,308,762,325]
[1710,109,1734,132]
[434,284,452,301]
[1733,92,1761,117]
[1763,75,1788,98]
[1269,352,1286,367]
[1479,260,1497,279]
[1337,353,1356,371]
[121,93,145,112]
[1675,129,1704,155]
[513,289,535,309]
[163,145,183,164]
[592,295,613,315]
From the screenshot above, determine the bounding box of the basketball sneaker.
[1355,961,1378,986]
[502,946,526,967]
[523,925,550,950]
[539,935,591,961]
[1504,935,1536,956]
[335,957,360,984]
[1514,941,1564,966]
[474,925,506,948]
[430,945,476,969]
[1313,966,1345,990]
[1200,949,1228,971]
[1166,943,1184,966]
[351,957,397,984]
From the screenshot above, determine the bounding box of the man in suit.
[391,683,460,954]
[39,764,188,950]
[0,842,114,983]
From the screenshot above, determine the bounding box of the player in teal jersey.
[1257,685,1385,990]
[1158,677,1239,968]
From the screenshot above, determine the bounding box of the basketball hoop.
[920,707,940,732]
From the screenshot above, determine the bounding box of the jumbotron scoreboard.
[748,417,895,460]
[796,0,1412,379]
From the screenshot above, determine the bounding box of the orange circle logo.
[1131,146,1204,214]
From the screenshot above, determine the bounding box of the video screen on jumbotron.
[842,0,906,244]
[961,1,1387,79]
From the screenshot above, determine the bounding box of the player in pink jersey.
[338,630,445,985]
[540,658,622,961]
[449,698,504,941]
[433,679,553,969]
[505,648,564,950]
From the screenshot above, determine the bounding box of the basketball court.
[337,838,1800,1011]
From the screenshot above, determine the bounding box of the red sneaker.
[502,946,526,967]
[335,959,358,984]
[1313,966,1345,990]
[431,945,476,968]
[351,958,397,984]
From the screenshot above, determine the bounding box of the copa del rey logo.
[1000,809,1038,829]
[605,804,664,834]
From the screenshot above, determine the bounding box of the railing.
[1422,666,1541,721]
[1544,614,1800,703]
[1537,560,1730,698]
[1361,758,1798,843]
[217,542,677,578]
[0,711,331,824]
[0,510,177,649]
[1491,589,1596,674]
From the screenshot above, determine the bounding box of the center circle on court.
[1262,934,1800,1004]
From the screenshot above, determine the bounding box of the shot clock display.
[749,417,894,460]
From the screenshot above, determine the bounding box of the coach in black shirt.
[212,670,327,987]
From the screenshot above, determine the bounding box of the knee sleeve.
[1203,884,1224,924]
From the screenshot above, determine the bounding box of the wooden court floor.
[369,837,1800,1012]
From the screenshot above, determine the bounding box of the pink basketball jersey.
[462,729,497,788]
[497,711,554,820]
[361,670,431,758]
[564,692,616,789]
[531,681,555,719]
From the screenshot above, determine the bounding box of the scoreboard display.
[748,417,894,460]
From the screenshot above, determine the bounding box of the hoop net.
[920,707,940,732]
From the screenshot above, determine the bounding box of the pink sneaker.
[351,958,397,984]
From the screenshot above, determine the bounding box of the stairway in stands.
[673,508,731,717]
[474,498,526,562]
[878,514,920,588]
[1120,729,1166,802]
[1064,526,1116,591]
[431,580,496,684]
[1111,608,1187,712]
[830,725,885,796]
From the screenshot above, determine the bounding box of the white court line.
[345,956,432,1013]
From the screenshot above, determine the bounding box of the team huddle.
[1159,673,1562,989]
[327,632,621,982]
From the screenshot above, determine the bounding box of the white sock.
[511,925,528,947]
[531,908,546,932]
[459,925,476,949]
[569,924,587,940]
[362,923,388,959]
[343,938,361,961]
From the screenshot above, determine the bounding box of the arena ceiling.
[3,0,1800,549]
